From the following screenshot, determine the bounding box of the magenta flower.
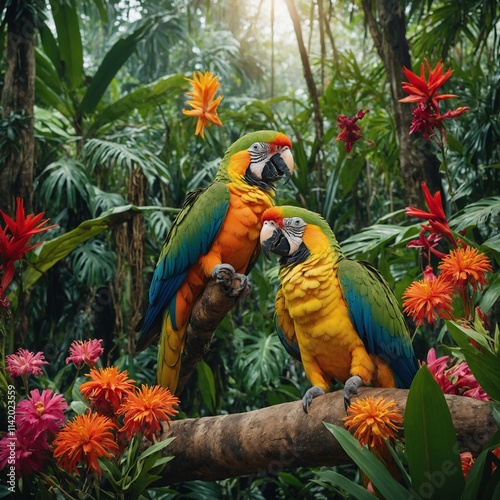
[425,348,489,401]
[336,108,369,152]
[0,427,48,476]
[5,348,48,378]
[16,389,67,440]
[65,338,104,368]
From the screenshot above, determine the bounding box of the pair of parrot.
[136,130,418,411]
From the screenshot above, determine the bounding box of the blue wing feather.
[338,259,418,388]
[136,182,230,349]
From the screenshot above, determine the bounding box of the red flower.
[399,59,469,141]
[406,182,446,222]
[66,338,104,368]
[400,59,456,110]
[6,348,48,378]
[16,389,67,440]
[425,348,489,401]
[0,427,49,476]
[0,197,56,241]
[0,198,56,299]
[336,108,369,152]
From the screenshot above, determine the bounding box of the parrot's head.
[260,206,339,265]
[217,130,294,191]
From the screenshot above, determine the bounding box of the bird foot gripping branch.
[212,263,250,299]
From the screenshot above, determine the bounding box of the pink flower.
[425,348,489,401]
[336,109,369,152]
[66,339,104,368]
[0,427,49,476]
[16,389,67,439]
[5,348,48,378]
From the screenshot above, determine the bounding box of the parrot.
[136,130,294,394]
[259,206,419,412]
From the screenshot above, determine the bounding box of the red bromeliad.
[399,59,469,141]
[0,198,55,305]
[336,108,369,152]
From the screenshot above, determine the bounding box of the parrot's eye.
[249,142,267,152]
[292,218,303,226]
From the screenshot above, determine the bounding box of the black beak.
[261,153,292,185]
[261,228,291,260]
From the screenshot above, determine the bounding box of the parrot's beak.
[260,221,290,260]
[261,148,294,185]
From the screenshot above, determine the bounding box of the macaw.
[260,206,418,412]
[136,130,294,394]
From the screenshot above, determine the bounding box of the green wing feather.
[136,182,230,350]
[338,259,418,388]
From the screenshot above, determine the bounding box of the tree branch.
[158,388,497,485]
[176,277,250,395]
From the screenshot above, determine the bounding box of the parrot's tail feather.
[157,312,187,395]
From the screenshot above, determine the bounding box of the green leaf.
[137,437,175,462]
[80,14,178,114]
[449,197,500,230]
[446,321,500,401]
[23,205,177,291]
[197,360,216,412]
[70,400,89,415]
[49,0,83,90]
[88,74,187,133]
[314,470,375,499]
[324,423,410,499]
[480,277,500,313]
[404,366,465,499]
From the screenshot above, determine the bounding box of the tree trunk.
[0,0,37,215]
[157,387,496,485]
[360,0,442,208]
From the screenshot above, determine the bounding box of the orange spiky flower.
[118,384,180,441]
[439,246,492,291]
[53,413,119,476]
[182,71,223,138]
[343,396,403,450]
[402,274,455,326]
[79,366,135,416]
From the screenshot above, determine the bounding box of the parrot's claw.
[343,375,363,410]
[302,386,325,413]
[212,264,250,298]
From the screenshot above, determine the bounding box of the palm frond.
[36,158,94,212]
[71,239,116,286]
[449,197,500,229]
[82,138,170,185]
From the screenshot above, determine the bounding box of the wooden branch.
[176,277,250,395]
[158,388,497,485]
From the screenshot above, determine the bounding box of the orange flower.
[182,71,223,138]
[439,246,492,291]
[344,396,403,450]
[118,385,180,441]
[53,413,118,476]
[460,451,474,480]
[79,366,135,416]
[402,274,454,326]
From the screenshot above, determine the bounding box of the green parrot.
[260,205,419,411]
[136,131,294,394]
